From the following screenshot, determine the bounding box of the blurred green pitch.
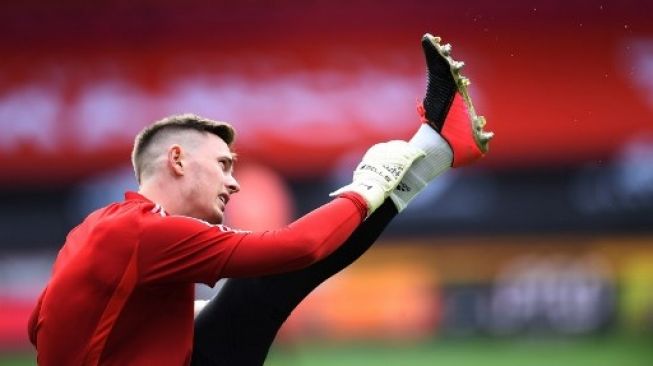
[3,335,652,366]
[266,336,653,366]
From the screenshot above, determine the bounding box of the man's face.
[183,133,239,224]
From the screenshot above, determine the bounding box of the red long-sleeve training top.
[28,191,367,365]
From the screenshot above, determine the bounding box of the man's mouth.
[218,194,229,205]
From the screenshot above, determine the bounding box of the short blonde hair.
[131,113,235,183]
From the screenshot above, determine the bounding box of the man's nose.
[226,175,240,194]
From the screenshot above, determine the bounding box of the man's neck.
[138,180,181,216]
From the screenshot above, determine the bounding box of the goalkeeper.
[28,112,421,365]
[27,34,492,366]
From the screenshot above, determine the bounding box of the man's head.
[132,113,240,224]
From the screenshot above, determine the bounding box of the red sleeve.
[221,193,366,277]
[138,193,366,285]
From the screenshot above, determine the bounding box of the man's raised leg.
[192,198,399,365]
[191,33,493,366]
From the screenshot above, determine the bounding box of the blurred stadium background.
[1,0,653,365]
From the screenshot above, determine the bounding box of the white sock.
[390,124,453,212]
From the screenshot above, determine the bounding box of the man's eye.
[218,160,231,171]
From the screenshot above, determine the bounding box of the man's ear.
[168,145,185,176]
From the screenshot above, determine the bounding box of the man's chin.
[207,209,224,225]
[186,207,223,225]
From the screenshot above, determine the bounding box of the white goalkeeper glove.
[331,140,425,215]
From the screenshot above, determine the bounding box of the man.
[28,112,422,364]
[191,34,492,365]
[28,34,491,365]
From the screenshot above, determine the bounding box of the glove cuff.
[330,181,386,216]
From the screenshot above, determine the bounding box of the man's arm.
[139,141,422,284]
[219,193,367,277]
[138,193,366,285]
